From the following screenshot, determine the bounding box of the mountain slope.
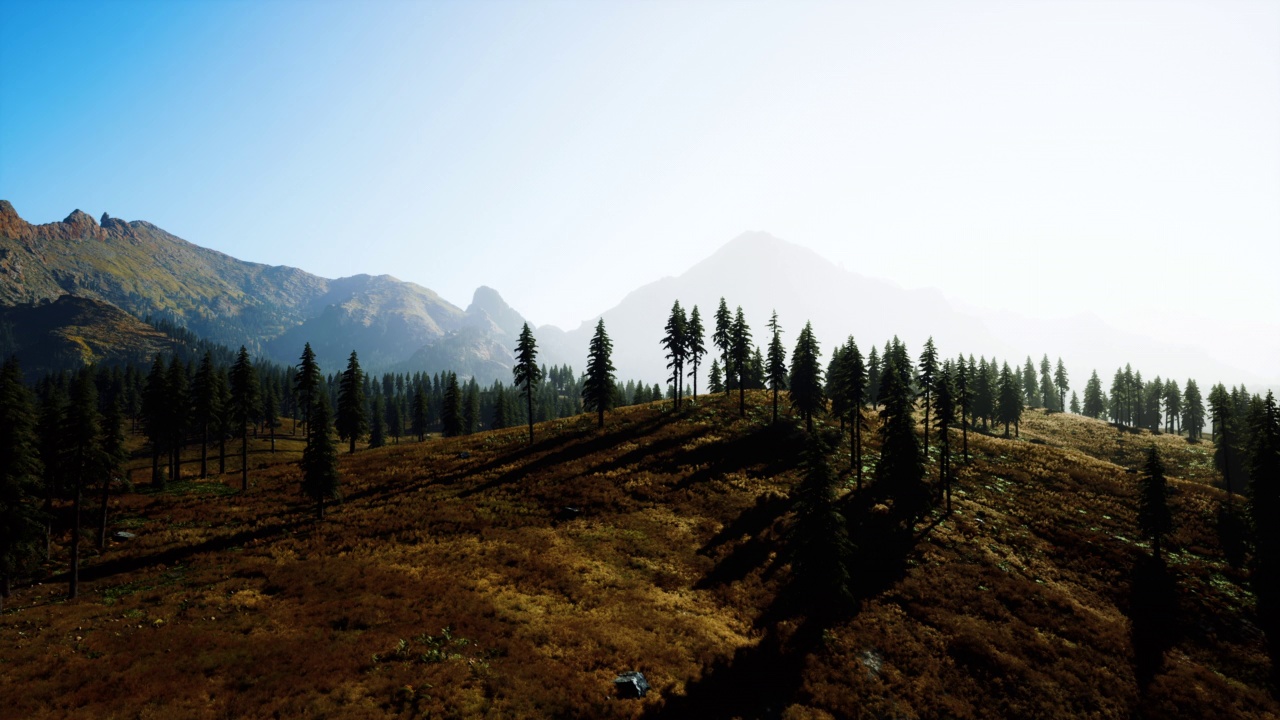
[0,393,1270,718]
[0,202,530,376]
[0,295,176,377]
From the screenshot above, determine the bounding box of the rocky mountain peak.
[465,285,526,338]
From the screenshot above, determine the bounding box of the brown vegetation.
[0,394,1272,718]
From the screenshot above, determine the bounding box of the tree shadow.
[1128,554,1179,692]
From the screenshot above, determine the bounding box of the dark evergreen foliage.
[766,311,787,425]
[229,346,260,492]
[513,323,543,445]
[0,358,46,611]
[301,393,340,519]
[1138,447,1173,561]
[336,351,367,453]
[582,319,616,428]
[788,321,823,432]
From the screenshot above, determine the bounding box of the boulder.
[613,671,649,699]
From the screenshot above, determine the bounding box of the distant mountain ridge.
[0,201,541,379]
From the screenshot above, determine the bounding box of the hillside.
[0,296,176,377]
[0,392,1271,719]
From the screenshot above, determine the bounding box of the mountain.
[0,202,534,377]
[552,231,1273,394]
[0,295,176,378]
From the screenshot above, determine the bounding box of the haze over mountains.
[0,200,1271,393]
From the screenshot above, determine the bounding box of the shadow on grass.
[1128,553,1179,693]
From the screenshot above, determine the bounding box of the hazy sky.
[2,0,1277,378]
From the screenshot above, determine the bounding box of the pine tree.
[463,379,480,434]
[213,368,231,475]
[662,301,688,410]
[229,346,260,492]
[1248,392,1280,675]
[788,435,853,614]
[730,307,752,417]
[866,346,882,410]
[92,397,127,550]
[386,392,403,442]
[826,345,846,431]
[582,319,616,428]
[295,342,321,450]
[934,364,957,514]
[1022,357,1039,409]
[973,357,994,431]
[839,338,868,489]
[1054,358,1070,414]
[1083,370,1106,419]
[513,323,543,445]
[955,354,971,463]
[876,348,928,524]
[0,358,46,611]
[261,383,279,454]
[192,351,219,478]
[1110,368,1127,426]
[917,338,939,457]
[64,371,102,599]
[997,362,1023,437]
[1210,384,1238,500]
[1138,447,1173,561]
[336,351,367,453]
[708,359,724,395]
[766,311,787,425]
[141,355,167,487]
[442,373,462,437]
[301,393,340,519]
[1163,379,1182,434]
[368,396,386,449]
[713,298,733,397]
[1070,391,1081,415]
[411,385,429,441]
[1039,355,1056,412]
[788,322,823,432]
[1183,379,1205,442]
[164,356,188,483]
[686,305,706,403]
[37,384,67,560]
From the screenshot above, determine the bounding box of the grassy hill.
[0,392,1272,719]
[0,296,178,378]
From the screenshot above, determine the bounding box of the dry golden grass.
[0,397,1272,719]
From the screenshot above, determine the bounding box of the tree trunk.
[241,429,249,492]
[852,417,862,491]
[200,425,208,478]
[317,495,325,520]
[692,358,698,402]
[598,407,605,428]
[69,477,81,599]
[97,473,111,550]
[961,410,969,463]
[526,389,534,446]
[349,435,356,454]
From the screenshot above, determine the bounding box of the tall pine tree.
[582,319,616,428]
[513,323,543,445]
[336,351,367,453]
[662,301,688,410]
[788,321,823,432]
[0,358,46,610]
[302,393,341,519]
[766,311,787,425]
[229,346,260,492]
[730,307,752,417]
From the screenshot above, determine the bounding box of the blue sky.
[2,0,1278,379]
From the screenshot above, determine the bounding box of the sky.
[2,0,1278,380]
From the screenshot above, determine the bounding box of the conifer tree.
[917,338,939,457]
[295,342,321,450]
[997,362,1023,437]
[64,371,102,599]
[1022,357,1039,409]
[826,345,846,431]
[192,351,219,478]
[369,396,386,449]
[301,393,340,519]
[1110,368,1127,427]
[662,301,688,410]
[513,323,543,445]
[934,364,957,513]
[0,358,45,610]
[730,307,752,417]
[141,355,167,486]
[841,338,869,488]
[866,346,882,410]
[955,353,971,463]
[463,379,480,434]
[1210,384,1238,500]
[442,373,462,437]
[1248,392,1280,672]
[1039,355,1056,412]
[1163,379,1182,434]
[788,435,853,614]
[1083,370,1106,419]
[686,305,706,402]
[37,384,67,560]
[261,384,279,454]
[1070,391,1081,414]
[788,322,824,432]
[164,356,188,483]
[876,348,928,523]
[1138,447,1173,561]
[713,298,732,397]
[386,393,403,442]
[336,351,367,453]
[973,357,994,431]
[1054,358,1070,414]
[766,311,787,425]
[708,359,724,395]
[1183,379,1205,442]
[229,346,259,492]
[213,368,231,474]
[411,385,429,441]
[95,398,127,550]
[582,319,616,428]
